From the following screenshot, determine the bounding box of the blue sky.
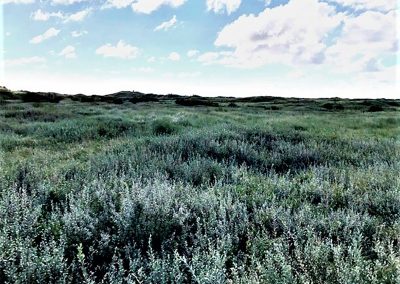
[1,0,399,98]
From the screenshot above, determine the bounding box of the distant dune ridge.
[1,86,399,112]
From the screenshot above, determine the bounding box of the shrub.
[322,103,345,111]
[19,92,64,103]
[152,119,178,135]
[368,105,384,112]
[175,97,219,107]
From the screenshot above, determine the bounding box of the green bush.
[152,119,178,135]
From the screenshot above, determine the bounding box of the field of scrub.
[0,96,399,283]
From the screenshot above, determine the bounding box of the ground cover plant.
[0,90,399,283]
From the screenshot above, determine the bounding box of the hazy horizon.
[1,0,399,98]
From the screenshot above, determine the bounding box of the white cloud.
[5,56,46,67]
[132,67,154,73]
[31,9,63,21]
[30,27,60,44]
[168,52,180,61]
[31,9,91,22]
[326,10,397,74]
[64,8,91,22]
[202,0,397,86]
[71,30,88,37]
[197,52,221,64]
[6,32,12,36]
[96,40,140,59]
[326,0,396,12]
[1,0,34,4]
[50,0,89,5]
[131,0,186,14]
[264,0,271,6]
[59,45,77,59]
[102,0,134,9]
[187,49,200,57]
[208,0,343,68]
[197,51,234,65]
[355,65,397,85]
[154,15,178,31]
[147,56,156,63]
[206,0,241,15]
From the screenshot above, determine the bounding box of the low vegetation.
[0,89,399,283]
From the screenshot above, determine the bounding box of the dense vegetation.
[0,89,399,283]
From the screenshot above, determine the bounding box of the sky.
[0,0,399,98]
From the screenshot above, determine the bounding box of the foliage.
[0,96,399,283]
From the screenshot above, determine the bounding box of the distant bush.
[129,96,159,104]
[269,105,281,110]
[0,88,17,100]
[235,96,281,103]
[385,100,400,107]
[368,105,384,112]
[175,97,219,107]
[322,103,345,111]
[70,95,99,103]
[19,92,64,103]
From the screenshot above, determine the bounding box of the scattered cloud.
[326,10,396,74]
[5,56,46,67]
[326,0,396,13]
[31,9,63,21]
[59,45,77,59]
[206,0,241,15]
[1,0,34,4]
[102,0,134,9]
[131,0,186,14]
[264,0,271,6]
[154,15,178,31]
[102,0,187,12]
[96,40,140,59]
[197,51,233,65]
[31,8,91,23]
[355,65,396,85]
[50,0,89,5]
[71,30,88,37]
[168,52,181,61]
[198,52,220,64]
[30,27,60,44]
[187,49,200,58]
[64,8,92,22]
[132,67,155,73]
[4,0,397,97]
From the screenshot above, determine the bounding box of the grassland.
[0,90,399,283]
